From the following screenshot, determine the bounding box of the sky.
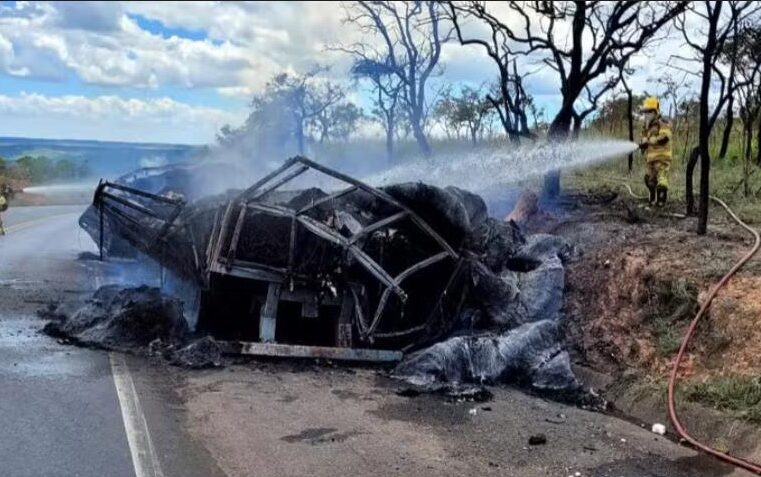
[0,1,696,145]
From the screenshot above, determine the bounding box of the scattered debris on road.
[528,434,547,445]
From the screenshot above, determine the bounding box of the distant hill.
[0,136,206,178]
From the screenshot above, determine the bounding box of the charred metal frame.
[93,179,187,262]
[207,156,463,344]
[91,157,467,358]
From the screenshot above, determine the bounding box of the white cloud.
[216,86,256,98]
[0,1,732,143]
[0,32,30,76]
[0,93,245,144]
[0,1,354,93]
[53,1,124,32]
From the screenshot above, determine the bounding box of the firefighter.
[639,96,672,207]
[0,184,8,236]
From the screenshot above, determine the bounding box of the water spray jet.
[365,139,639,191]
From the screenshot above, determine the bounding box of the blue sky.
[0,1,690,145]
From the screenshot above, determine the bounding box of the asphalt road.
[0,205,223,477]
[0,206,755,477]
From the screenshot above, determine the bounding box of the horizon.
[0,134,200,147]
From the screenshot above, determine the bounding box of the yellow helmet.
[642,96,660,114]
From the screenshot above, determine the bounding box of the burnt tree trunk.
[697,3,721,235]
[685,146,699,215]
[386,114,395,165]
[296,119,306,156]
[719,99,734,159]
[747,122,754,162]
[410,106,432,157]
[543,105,574,199]
[626,87,634,172]
[541,2,585,200]
[756,115,761,166]
[744,121,753,197]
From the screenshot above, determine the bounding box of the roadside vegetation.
[682,376,761,424]
[0,154,90,190]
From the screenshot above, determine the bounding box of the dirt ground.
[544,191,761,378]
[530,189,761,460]
[172,360,745,477]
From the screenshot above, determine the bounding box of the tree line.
[0,155,90,186]
[219,1,761,235]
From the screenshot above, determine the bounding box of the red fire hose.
[602,178,761,472]
[667,195,761,475]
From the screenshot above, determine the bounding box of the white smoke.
[139,155,169,168]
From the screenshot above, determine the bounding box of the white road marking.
[110,352,165,477]
[4,212,79,234]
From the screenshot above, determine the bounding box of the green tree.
[15,155,53,184]
[54,159,76,180]
[433,85,493,145]
[75,160,91,178]
[310,101,364,143]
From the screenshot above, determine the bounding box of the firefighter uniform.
[0,191,6,235]
[639,97,672,207]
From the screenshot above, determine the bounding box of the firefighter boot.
[656,186,667,207]
[645,175,656,205]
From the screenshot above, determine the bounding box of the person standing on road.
[639,96,672,207]
[0,184,8,235]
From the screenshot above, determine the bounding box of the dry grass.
[565,141,761,226]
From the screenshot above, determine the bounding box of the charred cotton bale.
[43,285,189,351]
[392,320,579,392]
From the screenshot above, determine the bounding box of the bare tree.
[221,69,345,157]
[572,76,620,137]
[730,25,761,195]
[731,25,761,166]
[450,1,688,197]
[652,71,690,133]
[675,1,761,233]
[448,4,535,142]
[717,26,740,160]
[340,1,452,157]
[619,68,635,171]
[278,69,346,155]
[351,59,403,163]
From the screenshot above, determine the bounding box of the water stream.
[365,139,639,192]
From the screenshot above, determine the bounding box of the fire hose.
[667,195,761,475]
[609,178,761,474]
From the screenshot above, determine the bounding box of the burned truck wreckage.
[78,156,579,392]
